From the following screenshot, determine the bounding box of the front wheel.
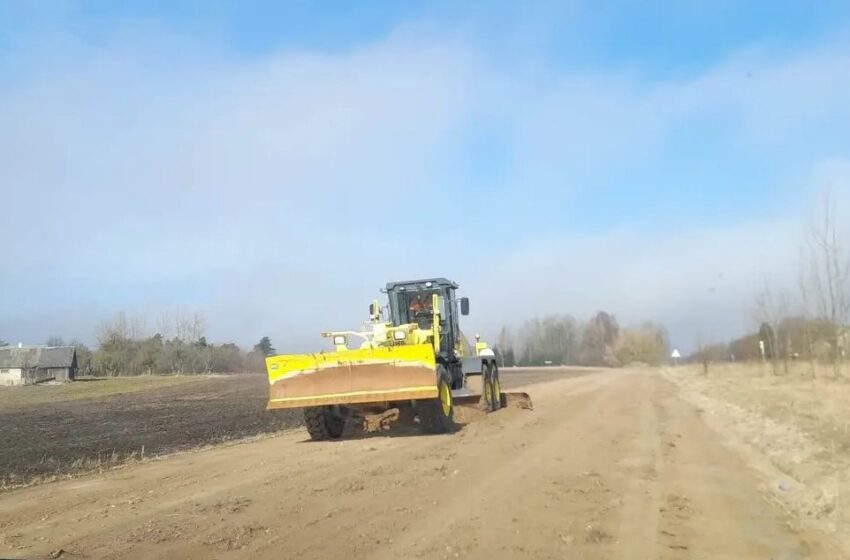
[303,406,346,441]
[418,368,455,433]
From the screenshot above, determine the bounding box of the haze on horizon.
[2,1,850,354]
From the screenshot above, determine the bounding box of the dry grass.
[669,362,850,452]
[665,362,850,551]
[0,374,204,407]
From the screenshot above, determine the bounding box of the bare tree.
[514,315,580,366]
[695,338,709,376]
[614,322,669,366]
[156,311,175,341]
[580,311,619,366]
[97,311,145,343]
[176,311,205,343]
[94,312,147,375]
[754,279,790,375]
[807,191,850,377]
[156,309,205,343]
[496,326,515,367]
[797,246,818,377]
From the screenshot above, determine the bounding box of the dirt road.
[0,369,842,559]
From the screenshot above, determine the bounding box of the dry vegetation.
[665,363,850,551]
[0,374,202,406]
[496,312,668,367]
[28,314,277,379]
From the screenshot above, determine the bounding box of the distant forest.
[3,312,278,377]
[493,312,668,368]
[499,194,850,372]
[690,194,849,376]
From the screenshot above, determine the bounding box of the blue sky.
[2,1,850,352]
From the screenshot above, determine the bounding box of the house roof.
[0,346,76,369]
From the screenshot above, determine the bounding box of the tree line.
[692,192,849,376]
[494,311,669,367]
[17,311,278,377]
[692,315,848,376]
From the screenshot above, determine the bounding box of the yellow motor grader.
[265,278,530,439]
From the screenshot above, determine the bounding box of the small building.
[0,345,77,386]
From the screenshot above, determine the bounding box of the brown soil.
[0,368,842,559]
[0,374,301,488]
[0,368,588,489]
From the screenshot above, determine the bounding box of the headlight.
[333,335,347,346]
[393,330,406,341]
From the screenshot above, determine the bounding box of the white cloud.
[465,217,803,349]
[2,25,849,353]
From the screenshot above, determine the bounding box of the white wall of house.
[0,368,59,385]
[0,368,23,386]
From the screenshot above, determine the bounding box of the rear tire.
[418,367,455,434]
[490,363,502,411]
[303,406,346,441]
[480,363,497,412]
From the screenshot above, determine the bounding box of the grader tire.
[418,368,455,434]
[490,363,502,411]
[480,363,497,412]
[304,406,346,441]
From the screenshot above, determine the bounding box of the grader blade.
[451,390,534,410]
[501,391,533,410]
[265,344,439,410]
[451,376,534,411]
[449,388,534,425]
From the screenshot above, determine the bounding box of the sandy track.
[0,369,842,559]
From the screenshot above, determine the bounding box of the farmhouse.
[0,345,77,386]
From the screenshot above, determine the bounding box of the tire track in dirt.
[367,371,624,560]
[0,372,613,559]
[648,375,836,559]
[613,373,663,559]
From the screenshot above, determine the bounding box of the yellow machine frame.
[265,294,444,410]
